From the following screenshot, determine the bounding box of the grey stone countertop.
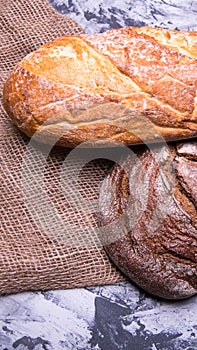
[0,1,197,349]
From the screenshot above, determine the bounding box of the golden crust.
[132,26,197,58]
[3,26,197,147]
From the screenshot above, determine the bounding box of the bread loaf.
[3,26,197,147]
[99,140,197,299]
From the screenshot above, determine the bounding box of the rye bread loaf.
[99,140,197,299]
[2,26,197,147]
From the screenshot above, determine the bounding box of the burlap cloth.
[0,0,125,295]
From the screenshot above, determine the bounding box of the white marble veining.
[49,0,197,33]
[0,283,197,349]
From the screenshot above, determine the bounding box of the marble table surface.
[1,1,197,349]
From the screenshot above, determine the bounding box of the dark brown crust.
[99,140,197,299]
[2,26,197,147]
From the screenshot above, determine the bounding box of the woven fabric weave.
[0,0,124,295]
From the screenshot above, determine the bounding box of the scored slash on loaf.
[2,26,197,147]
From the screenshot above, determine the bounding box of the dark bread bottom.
[99,140,197,299]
